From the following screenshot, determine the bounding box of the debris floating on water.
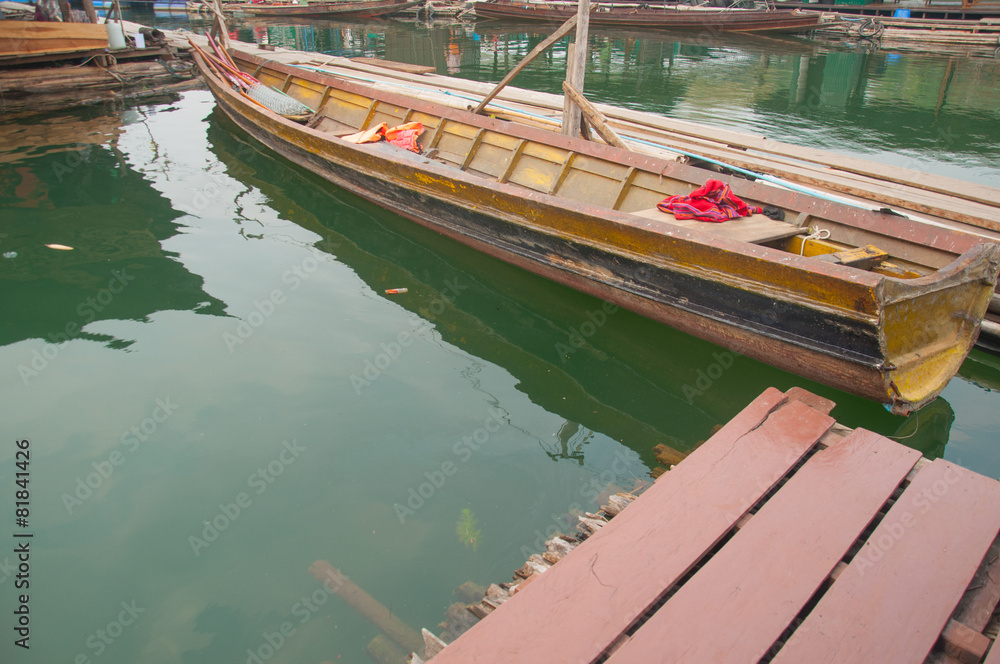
[2,252,16,259]
[385,288,408,294]
[45,244,74,251]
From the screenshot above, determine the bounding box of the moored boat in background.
[472,0,827,34]
[237,0,423,18]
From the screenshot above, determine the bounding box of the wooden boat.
[472,1,826,34]
[0,21,108,64]
[237,0,422,18]
[191,45,1000,414]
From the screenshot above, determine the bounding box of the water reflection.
[0,109,226,351]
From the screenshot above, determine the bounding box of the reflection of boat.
[0,111,227,350]
[191,46,999,414]
[237,0,423,18]
[472,1,826,34]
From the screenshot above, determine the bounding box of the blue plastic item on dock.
[894,8,911,17]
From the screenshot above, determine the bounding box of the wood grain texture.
[771,459,1000,664]
[605,428,920,664]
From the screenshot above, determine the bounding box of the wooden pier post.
[309,560,424,656]
[562,0,591,138]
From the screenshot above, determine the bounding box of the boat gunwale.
[228,49,997,302]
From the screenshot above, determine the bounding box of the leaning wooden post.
[472,14,577,116]
[58,0,74,22]
[81,0,98,23]
[562,81,628,149]
[562,0,591,137]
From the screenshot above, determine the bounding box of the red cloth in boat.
[657,179,763,223]
[384,122,424,153]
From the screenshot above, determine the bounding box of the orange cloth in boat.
[341,123,388,145]
[340,122,424,154]
[384,122,424,153]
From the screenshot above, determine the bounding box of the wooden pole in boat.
[206,0,231,51]
[309,560,424,656]
[562,0,591,138]
[471,14,577,116]
[57,0,74,22]
[562,81,628,149]
[81,0,98,24]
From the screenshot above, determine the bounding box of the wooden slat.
[630,207,805,245]
[349,57,435,75]
[430,389,834,664]
[984,641,1000,664]
[771,459,1000,664]
[606,429,920,664]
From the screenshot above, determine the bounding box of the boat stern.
[879,243,1000,414]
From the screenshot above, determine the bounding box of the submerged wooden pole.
[561,0,591,137]
[562,81,628,149]
[309,560,424,656]
[472,14,577,116]
[366,634,409,664]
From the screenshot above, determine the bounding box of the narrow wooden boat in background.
[472,0,826,34]
[190,46,999,414]
[237,0,422,18]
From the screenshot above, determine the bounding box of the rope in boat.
[798,227,831,255]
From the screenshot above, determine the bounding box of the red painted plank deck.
[605,429,922,664]
[426,388,1000,664]
[770,458,1000,664]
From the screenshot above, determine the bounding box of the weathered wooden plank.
[771,459,1000,664]
[430,389,833,664]
[630,207,805,246]
[349,57,435,75]
[984,640,1000,664]
[605,429,920,664]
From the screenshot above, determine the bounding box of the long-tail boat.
[237,0,422,18]
[472,1,826,34]
[190,45,1000,414]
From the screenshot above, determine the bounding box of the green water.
[2,17,1000,664]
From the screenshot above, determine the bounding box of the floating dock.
[422,387,1000,664]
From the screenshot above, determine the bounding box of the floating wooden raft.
[422,386,1000,664]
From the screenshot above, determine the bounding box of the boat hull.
[472,2,825,33]
[238,0,421,17]
[193,48,999,414]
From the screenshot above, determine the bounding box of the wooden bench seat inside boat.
[629,206,807,245]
